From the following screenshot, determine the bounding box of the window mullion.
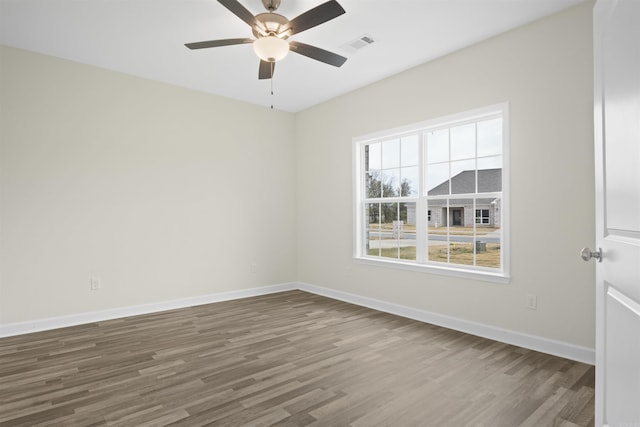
[473,198,477,267]
[446,199,451,264]
[473,124,478,267]
[416,132,426,263]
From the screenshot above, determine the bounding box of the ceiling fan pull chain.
[270,62,274,109]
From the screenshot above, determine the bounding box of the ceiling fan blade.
[185,38,253,50]
[258,60,275,79]
[289,41,347,67]
[217,0,258,28]
[284,0,345,36]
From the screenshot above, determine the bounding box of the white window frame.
[476,209,490,225]
[352,103,510,283]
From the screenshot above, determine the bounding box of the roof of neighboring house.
[428,168,502,196]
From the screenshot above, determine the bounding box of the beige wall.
[0,46,296,323]
[0,2,595,349]
[295,3,595,348]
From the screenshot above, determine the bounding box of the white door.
[593,0,640,426]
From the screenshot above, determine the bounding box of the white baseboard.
[0,282,297,338]
[297,282,595,365]
[0,281,595,365]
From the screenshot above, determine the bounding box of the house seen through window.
[353,104,509,280]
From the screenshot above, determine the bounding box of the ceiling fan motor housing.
[261,0,281,11]
[252,12,290,38]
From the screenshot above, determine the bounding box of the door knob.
[581,247,603,262]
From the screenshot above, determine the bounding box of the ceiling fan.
[185,0,348,80]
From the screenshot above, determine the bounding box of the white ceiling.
[0,0,586,112]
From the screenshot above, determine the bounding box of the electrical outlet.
[90,277,101,290]
[526,294,537,310]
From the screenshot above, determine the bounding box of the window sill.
[352,256,511,284]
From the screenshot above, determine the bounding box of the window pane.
[366,203,381,256]
[427,201,448,262]
[447,198,472,229]
[428,243,449,263]
[366,171,382,198]
[426,163,449,194]
[477,158,502,193]
[427,129,449,164]
[366,143,381,171]
[450,123,475,161]
[380,202,397,227]
[477,155,502,171]
[449,241,475,266]
[477,118,502,158]
[400,166,418,197]
[382,169,400,197]
[475,197,501,269]
[381,139,400,169]
[401,135,419,167]
[475,241,501,269]
[450,159,476,194]
[482,197,501,229]
[379,203,399,259]
[427,200,446,228]
[399,202,416,261]
[446,204,455,229]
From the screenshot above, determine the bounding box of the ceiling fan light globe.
[253,36,289,62]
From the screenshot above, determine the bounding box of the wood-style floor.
[0,290,594,426]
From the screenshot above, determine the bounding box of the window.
[476,209,490,225]
[353,104,509,282]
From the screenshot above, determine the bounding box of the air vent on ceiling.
[341,34,375,54]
